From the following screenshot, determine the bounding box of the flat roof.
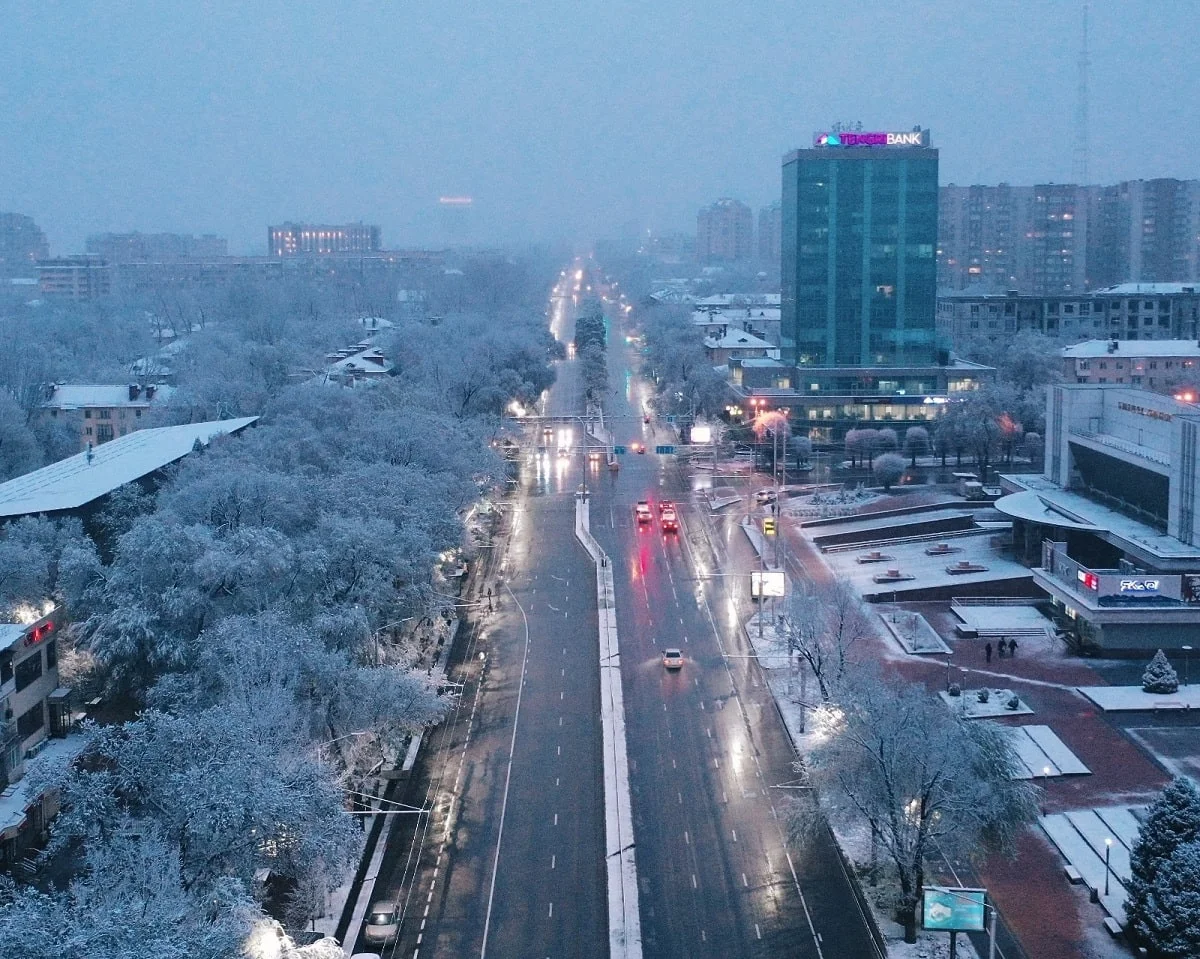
[0,417,258,518]
[1093,283,1200,296]
[1062,339,1200,359]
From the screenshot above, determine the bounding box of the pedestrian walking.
[1009,638,1018,657]
[487,587,494,612]
[997,637,1005,658]
[984,641,993,663]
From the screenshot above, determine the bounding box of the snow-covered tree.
[903,426,930,466]
[779,578,872,701]
[872,452,906,492]
[1143,649,1180,694]
[1127,777,1200,955]
[792,670,1039,943]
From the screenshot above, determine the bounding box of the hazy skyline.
[4,0,1198,255]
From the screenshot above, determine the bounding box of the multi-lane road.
[361,263,880,958]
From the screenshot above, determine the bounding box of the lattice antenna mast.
[1072,2,1091,184]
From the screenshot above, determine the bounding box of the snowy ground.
[1039,806,1144,927]
[936,688,1033,718]
[879,607,952,654]
[822,536,1032,600]
[952,603,1055,637]
[1077,684,1200,711]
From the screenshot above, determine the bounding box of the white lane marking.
[551,854,556,869]
[559,717,563,726]
[691,874,698,889]
[549,902,554,917]
[480,583,534,959]
[684,830,689,844]
[743,873,749,887]
[706,728,712,738]
[731,829,738,843]
[554,813,558,825]
[557,745,561,756]
[755,923,762,940]
[678,791,683,804]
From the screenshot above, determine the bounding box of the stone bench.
[1064,865,1083,884]
[1103,917,1123,936]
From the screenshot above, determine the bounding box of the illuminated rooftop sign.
[813,130,929,148]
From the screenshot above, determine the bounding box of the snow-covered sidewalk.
[1077,684,1200,711]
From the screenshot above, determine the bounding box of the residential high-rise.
[782,129,939,367]
[939,178,1200,294]
[696,199,754,261]
[0,213,49,278]
[757,201,781,263]
[86,232,228,262]
[268,222,381,257]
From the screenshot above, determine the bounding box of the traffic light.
[763,517,776,536]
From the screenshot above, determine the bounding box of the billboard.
[751,570,786,598]
[813,130,929,148]
[690,424,713,444]
[922,887,986,932]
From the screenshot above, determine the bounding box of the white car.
[755,489,777,505]
[363,901,400,944]
[662,648,684,669]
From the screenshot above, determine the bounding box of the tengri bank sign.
[813,130,929,148]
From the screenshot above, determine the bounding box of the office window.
[84,410,92,419]
[98,409,111,420]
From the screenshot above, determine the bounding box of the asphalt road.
[366,274,607,959]
[581,290,885,959]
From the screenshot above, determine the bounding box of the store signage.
[1119,579,1161,594]
[1077,570,1100,590]
[814,130,928,148]
[1118,401,1173,423]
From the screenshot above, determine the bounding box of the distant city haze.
[3,0,1197,254]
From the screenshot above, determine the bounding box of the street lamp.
[1104,837,1113,896]
[1182,645,1192,687]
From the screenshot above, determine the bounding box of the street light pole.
[1104,837,1113,897]
[1182,645,1192,686]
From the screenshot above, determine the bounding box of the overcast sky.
[3,0,1198,254]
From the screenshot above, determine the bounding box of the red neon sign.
[22,621,54,648]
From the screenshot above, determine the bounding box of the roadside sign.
[613,445,626,454]
[762,517,776,536]
[655,445,675,454]
[922,887,986,932]
[666,415,676,424]
[751,570,785,598]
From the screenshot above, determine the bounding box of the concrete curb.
[575,494,642,959]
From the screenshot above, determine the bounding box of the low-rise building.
[38,383,175,452]
[703,329,779,365]
[727,357,992,446]
[0,607,79,869]
[1061,340,1200,393]
[996,384,1200,652]
[38,256,111,301]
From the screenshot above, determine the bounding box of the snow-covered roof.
[1092,283,1200,296]
[327,346,394,376]
[357,316,395,330]
[0,417,258,519]
[693,293,781,308]
[703,330,776,351]
[1061,339,1200,359]
[40,384,175,410]
[0,734,89,835]
[0,623,24,654]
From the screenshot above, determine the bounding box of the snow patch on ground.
[937,688,1033,718]
[1077,684,1200,711]
[879,607,952,655]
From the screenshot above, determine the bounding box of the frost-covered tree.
[875,427,899,453]
[778,578,872,701]
[872,452,906,492]
[1143,649,1180,694]
[903,426,930,466]
[1127,777,1200,955]
[792,670,1039,943]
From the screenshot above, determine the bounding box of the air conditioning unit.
[24,740,45,761]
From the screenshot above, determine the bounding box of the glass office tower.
[781,131,939,367]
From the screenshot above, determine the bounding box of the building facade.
[757,201,781,263]
[782,129,939,368]
[696,199,754,262]
[37,256,112,301]
[85,232,227,262]
[268,222,381,257]
[939,179,1200,294]
[936,284,1200,350]
[0,214,49,279]
[1060,340,1200,393]
[996,385,1200,652]
[38,383,174,451]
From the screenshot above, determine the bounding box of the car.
[636,443,646,454]
[657,499,674,513]
[755,489,777,505]
[635,501,652,523]
[660,508,679,532]
[662,648,684,669]
[362,900,400,944]
[643,414,650,424]
[588,450,602,462]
